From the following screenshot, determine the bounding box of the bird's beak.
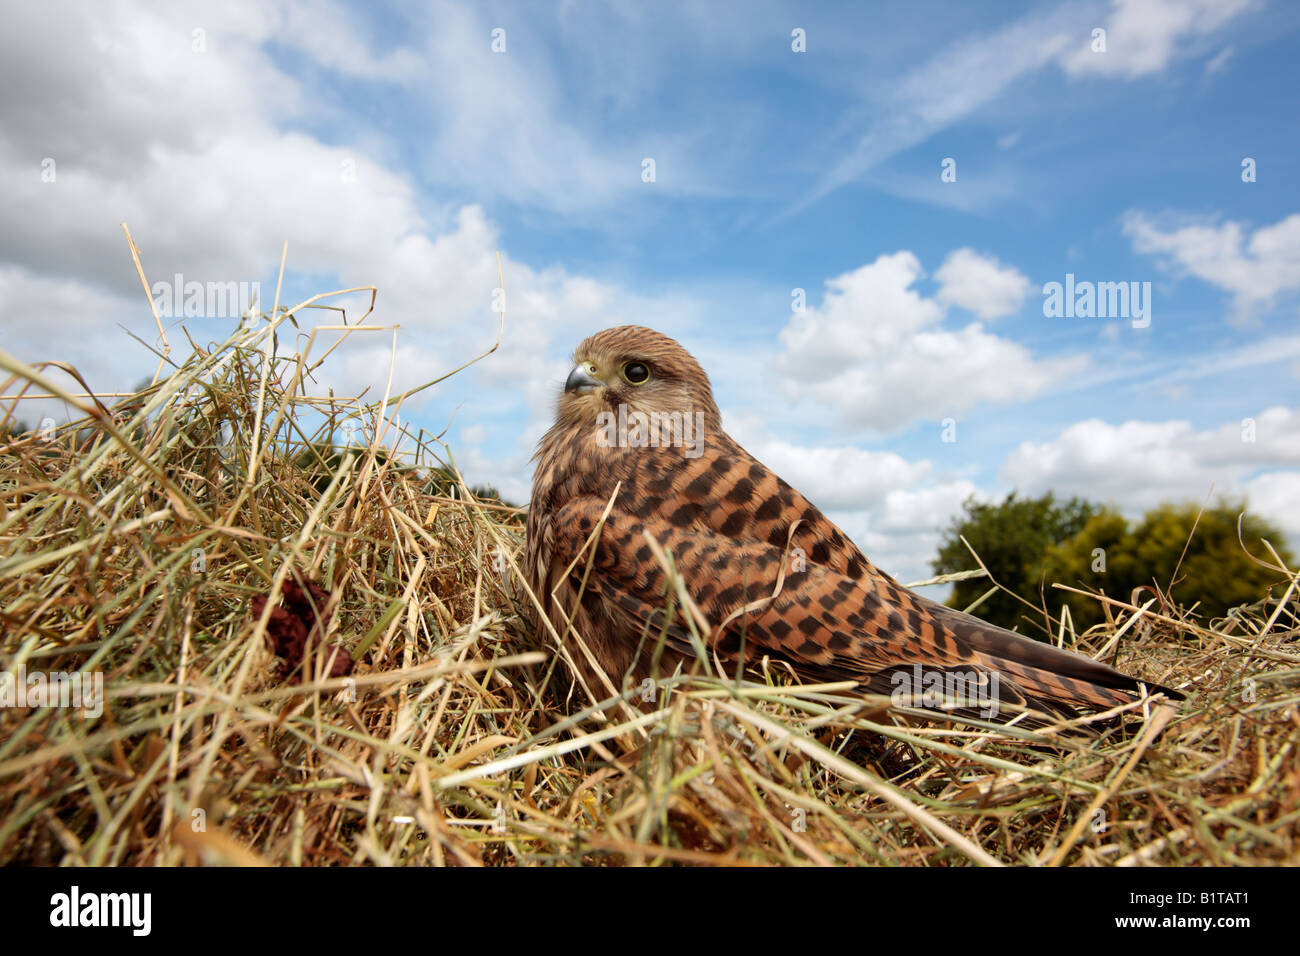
[564,363,605,395]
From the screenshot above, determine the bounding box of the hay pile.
[1,286,1297,867]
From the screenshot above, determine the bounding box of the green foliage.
[932,492,1098,630]
[934,490,1293,633]
[1043,499,1294,629]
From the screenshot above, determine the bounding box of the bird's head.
[556,326,722,435]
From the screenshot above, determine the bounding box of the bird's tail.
[915,596,1184,718]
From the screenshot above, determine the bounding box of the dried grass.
[1,271,1297,867]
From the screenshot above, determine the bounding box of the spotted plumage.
[526,326,1181,720]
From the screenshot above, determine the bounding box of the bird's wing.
[547,494,1175,716]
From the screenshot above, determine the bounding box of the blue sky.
[2,0,1298,586]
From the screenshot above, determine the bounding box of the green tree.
[932,492,1099,631]
[1043,499,1294,629]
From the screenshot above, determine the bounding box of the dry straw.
[0,235,1297,866]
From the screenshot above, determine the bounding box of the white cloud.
[821,481,984,586]
[0,0,706,316]
[0,0,667,504]
[1242,471,1300,542]
[0,265,158,427]
[999,407,1300,540]
[935,248,1031,319]
[1124,212,1300,320]
[776,251,1085,430]
[727,432,930,514]
[0,266,131,337]
[876,481,983,536]
[0,8,431,297]
[1061,0,1253,78]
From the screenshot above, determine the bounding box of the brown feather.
[526,326,1182,721]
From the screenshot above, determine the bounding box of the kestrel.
[525,326,1180,721]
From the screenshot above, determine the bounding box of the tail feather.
[915,595,1184,713]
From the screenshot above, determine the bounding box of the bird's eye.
[622,362,651,385]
